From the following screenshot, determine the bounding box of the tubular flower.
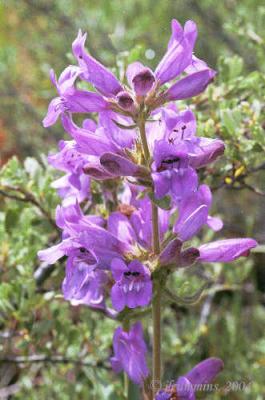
[156,358,224,400]
[48,140,91,205]
[43,66,108,127]
[199,238,258,262]
[152,140,198,201]
[111,258,152,312]
[111,322,149,385]
[174,184,223,241]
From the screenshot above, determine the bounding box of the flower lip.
[158,153,188,172]
[124,271,140,277]
[111,258,152,311]
[161,156,180,167]
[153,140,189,172]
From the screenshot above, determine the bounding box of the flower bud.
[132,68,155,96]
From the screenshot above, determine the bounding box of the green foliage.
[195,55,265,194]
[0,157,121,399]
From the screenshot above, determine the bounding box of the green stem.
[151,203,161,397]
[138,118,150,164]
[138,117,161,398]
[151,202,160,254]
[124,372,129,399]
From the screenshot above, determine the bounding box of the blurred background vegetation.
[0,0,265,399]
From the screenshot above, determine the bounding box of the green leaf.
[148,192,171,210]
[5,208,20,234]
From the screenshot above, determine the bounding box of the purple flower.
[126,62,155,96]
[48,140,89,175]
[153,20,215,105]
[72,30,136,112]
[116,91,136,112]
[111,258,152,312]
[156,392,171,400]
[51,173,90,205]
[72,30,123,97]
[159,237,199,268]
[163,68,216,102]
[70,20,214,116]
[100,152,149,178]
[158,107,225,169]
[38,203,132,269]
[62,111,137,155]
[174,185,223,241]
[61,115,120,156]
[38,237,80,265]
[129,195,170,248]
[48,140,91,204]
[199,238,258,263]
[188,138,225,169]
[162,107,197,141]
[156,358,224,400]
[55,202,104,233]
[111,322,149,384]
[62,258,108,308]
[155,20,197,85]
[108,188,170,249]
[60,113,146,180]
[43,66,108,127]
[99,111,136,149]
[152,140,198,201]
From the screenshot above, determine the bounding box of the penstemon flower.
[48,140,91,205]
[39,18,257,399]
[111,258,152,312]
[155,358,224,399]
[111,322,149,385]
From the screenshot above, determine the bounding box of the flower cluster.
[39,19,257,397]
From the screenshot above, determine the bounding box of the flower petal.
[174,185,212,240]
[155,20,197,85]
[171,168,198,202]
[207,216,223,232]
[188,138,225,169]
[159,237,183,265]
[127,63,155,96]
[108,212,137,245]
[43,97,62,127]
[199,238,258,262]
[72,30,123,96]
[61,114,117,156]
[37,238,72,264]
[83,163,114,180]
[165,69,216,101]
[152,170,172,199]
[176,376,195,400]
[175,204,208,241]
[185,357,224,385]
[66,89,108,113]
[111,283,126,312]
[100,152,148,177]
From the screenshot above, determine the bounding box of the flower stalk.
[138,117,151,164]
[138,115,162,397]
